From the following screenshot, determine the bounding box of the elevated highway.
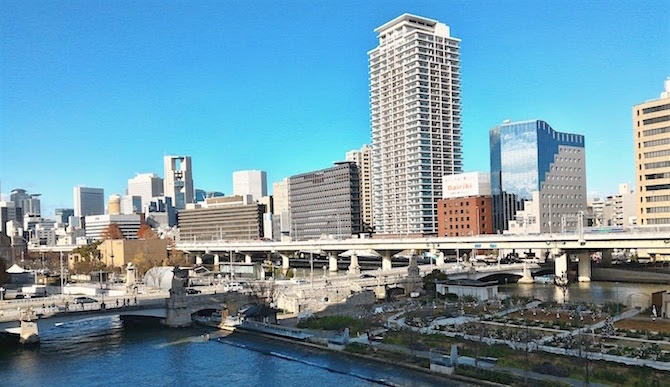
[176,232,670,279]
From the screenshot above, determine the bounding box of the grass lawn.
[615,317,670,333]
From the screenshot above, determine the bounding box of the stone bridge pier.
[19,309,39,345]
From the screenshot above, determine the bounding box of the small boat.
[220,316,244,331]
[534,274,555,284]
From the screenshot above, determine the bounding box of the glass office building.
[490,120,586,234]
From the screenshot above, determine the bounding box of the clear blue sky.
[1,0,669,218]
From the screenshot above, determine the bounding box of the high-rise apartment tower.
[634,78,670,226]
[370,14,462,235]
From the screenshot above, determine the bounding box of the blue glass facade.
[489,120,585,233]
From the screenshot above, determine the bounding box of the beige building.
[272,178,290,240]
[97,239,168,269]
[634,79,670,226]
[346,145,373,233]
[177,195,266,241]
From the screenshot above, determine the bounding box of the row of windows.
[647,218,670,225]
[541,194,584,200]
[643,137,670,147]
[647,184,670,191]
[645,160,670,169]
[544,185,583,190]
[643,125,670,137]
[542,203,582,209]
[646,195,670,202]
[647,206,670,213]
[642,103,670,114]
[643,115,670,125]
[646,172,670,180]
[551,166,582,173]
[644,149,670,158]
[547,175,581,181]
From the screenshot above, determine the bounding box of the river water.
[499,281,669,306]
[1,281,667,385]
[0,316,461,387]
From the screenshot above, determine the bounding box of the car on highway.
[223,282,243,292]
[360,273,375,279]
[293,279,309,285]
[74,296,98,304]
[185,288,202,294]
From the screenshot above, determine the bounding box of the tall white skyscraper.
[370,14,462,235]
[73,186,104,217]
[346,145,373,233]
[233,170,267,202]
[163,156,194,210]
[128,173,164,211]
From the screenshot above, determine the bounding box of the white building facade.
[370,14,462,235]
[442,172,491,199]
[84,214,142,241]
[127,173,164,211]
[233,170,267,202]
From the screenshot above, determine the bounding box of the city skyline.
[1,1,668,217]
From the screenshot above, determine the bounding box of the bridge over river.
[0,288,256,345]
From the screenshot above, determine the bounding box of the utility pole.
[60,251,64,298]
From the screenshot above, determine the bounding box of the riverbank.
[206,321,498,386]
[592,267,670,284]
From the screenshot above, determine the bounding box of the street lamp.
[60,251,65,299]
[310,247,314,289]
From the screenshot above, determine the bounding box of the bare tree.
[101,223,124,240]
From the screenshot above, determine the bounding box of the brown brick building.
[437,196,493,237]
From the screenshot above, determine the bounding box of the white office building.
[84,214,142,241]
[120,195,142,215]
[163,156,194,210]
[233,170,267,202]
[370,14,462,235]
[73,186,104,217]
[272,178,290,241]
[128,173,164,211]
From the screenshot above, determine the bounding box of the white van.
[223,282,243,292]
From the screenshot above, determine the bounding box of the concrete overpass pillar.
[245,254,252,264]
[195,254,203,266]
[601,249,613,267]
[555,253,568,278]
[436,251,445,267]
[348,253,360,275]
[382,252,392,272]
[281,254,290,273]
[578,252,591,282]
[213,254,220,271]
[329,254,338,274]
